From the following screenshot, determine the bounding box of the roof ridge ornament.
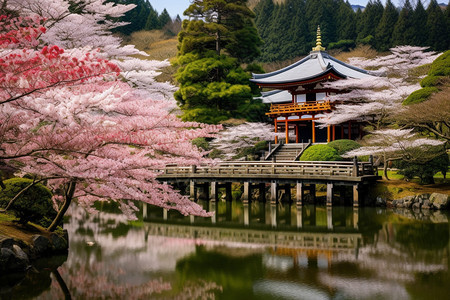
[312,25,326,51]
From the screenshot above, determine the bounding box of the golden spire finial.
[312,25,325,51]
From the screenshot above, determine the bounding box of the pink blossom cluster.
[1,14,220,219]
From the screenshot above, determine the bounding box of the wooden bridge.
[158,159,380,207]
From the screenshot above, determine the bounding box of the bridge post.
[270,203,277,228]
[258,183,266,202]
[270,181,278,204]
[353,156,359,176]
[163,208,168,220]
[296,181,303,206]
[310,184,316,202]
[210,181,218,202]
[353,184,360,207]
[243,181,250,203]
[210,201,216,224]
[225,182,232,202]
[189,180,196,201]
[244,203,250,226]
[143,203,148,219]
[296,205,303,228]
[326,183,333,206]
[353,207,359,229]
[327,207,333,230]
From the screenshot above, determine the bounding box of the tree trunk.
[47,181,76,232]
[383,153,390,181]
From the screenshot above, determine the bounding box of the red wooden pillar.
[312,120,316,143]
[327,125,331,143]
[332,125,336,141]
[285,118,289,144]
[274,119,278,144]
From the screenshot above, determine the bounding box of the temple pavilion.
[251,26,377,144]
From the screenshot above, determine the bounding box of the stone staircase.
[265,143,310,162]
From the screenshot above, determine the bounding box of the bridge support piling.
[327,207,333,229]
[296,205,303,228]
[270,204,277,228]
[210,182,218,202]
[326,183,334,206]
[271,181,278,204]
[353,184,360,207]
[143,203,148,219]
[353,207,359,229]
[225,183,232,202]
[163,208,168,220]
[296,181,303,206]
[310,184,316,202]
[210,201,216,224]
[243,182,251,203]
[258,183,266,202]
[189,180,196,201]
[244,204,250,226]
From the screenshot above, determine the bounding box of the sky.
[149,0,412,18]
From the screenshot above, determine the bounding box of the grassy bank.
[0,212,49,245]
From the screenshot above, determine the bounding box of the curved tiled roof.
[251,51,376,85]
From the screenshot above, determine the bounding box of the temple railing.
[266,100,333,116]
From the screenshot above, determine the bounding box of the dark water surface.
[2,201,449,299]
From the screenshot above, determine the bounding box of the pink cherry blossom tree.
[0,13,221,231]
[318,46,440,129]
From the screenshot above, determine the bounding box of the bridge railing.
[162,161,376,178]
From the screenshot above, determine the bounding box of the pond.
[1,201,449,299]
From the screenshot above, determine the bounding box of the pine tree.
[175,0,261,123]
[426,0,448,51]
[305,0,338,47]
[158,8,171,29]
[336,0,356,41]
[144,4,159,30]
[412,0,429,46]
[375,0,398,51]
[392,0,415,46]
[357,0,384,42]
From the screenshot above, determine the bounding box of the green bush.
[0,178,56,225]
[394,153,449,184]
[233,140,268,160]
[180,107,229,124]
[299,144,342,161]
[192,137,210,151]
[327,139,361,156]
[328,40,356,51]
[420,75,443,87]
[403,87,439,105]
[428,50,450,77]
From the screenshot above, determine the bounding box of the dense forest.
[254,0,449,61]
[107,0,182,35]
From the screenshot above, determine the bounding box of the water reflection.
[2,201,449,299]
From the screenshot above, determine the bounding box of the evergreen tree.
[357,0,384,42]
[158,8,171,29]
[305,0,338,47]
[336,0,356,41]
[375,0,398,51]
[175,0,261,124]
[392,0,415,46]
[144,4,159,30]
[412,0,429,46]
[426,0,448,51]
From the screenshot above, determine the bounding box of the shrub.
[428,50,450,77]
[394,153,449,184]
[327,139,361,156]
[0,178,56,225]
[420,75,444,87]
[403,87,439,105]
[180,107,229,124]
[328,40,356,51]
[299,144,341,161]
[192,137,210,151]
